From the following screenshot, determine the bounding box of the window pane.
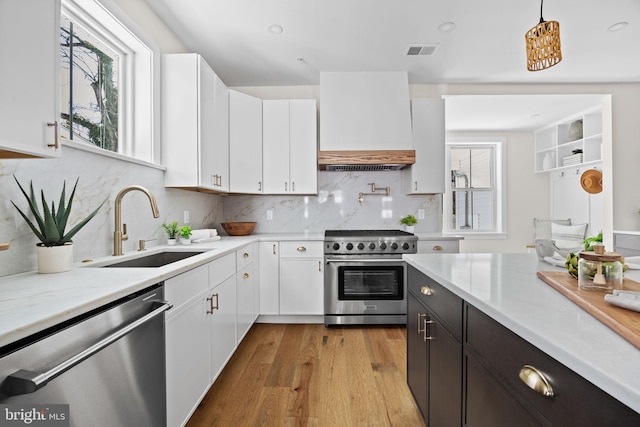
[60,15,119,152]
[450,147,493,189]
[450,189,494,231]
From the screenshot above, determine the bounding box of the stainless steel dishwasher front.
[0,283,171,427]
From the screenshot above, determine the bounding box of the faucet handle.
[122,223,128,241]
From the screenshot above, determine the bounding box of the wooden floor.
[186,323,425,427]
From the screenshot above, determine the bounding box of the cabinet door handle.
[292,182,295,192]
[414,181,418,191]
[417,313,427,334]
[424,319,435,341]
[420,285,433,296]
[258,181,262,192]
[243,272,250,279]
[207,293,219,314]
[297,246,307,252]
[285,182,287,192]
[433,245,443,251]
[47,121,59,149]
[519,365,555,397]
[273,244,277,255]
[318,261,321,272]
[218,175,222,187]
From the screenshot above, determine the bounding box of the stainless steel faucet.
[113,186,160,256]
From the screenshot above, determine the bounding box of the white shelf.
[535,106,603,173]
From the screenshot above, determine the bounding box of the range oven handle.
[325,258,404,263]
[3,300,172,397]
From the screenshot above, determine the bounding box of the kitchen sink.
[101,251,206,268]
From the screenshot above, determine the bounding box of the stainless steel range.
[324,229,418,326]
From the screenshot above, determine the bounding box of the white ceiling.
[144,0,637,131]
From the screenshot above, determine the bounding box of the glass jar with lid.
[578,251,623,292]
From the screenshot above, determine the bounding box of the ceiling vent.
[405,44,440,56]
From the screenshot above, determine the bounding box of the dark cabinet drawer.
[408,266,463,339]
[465,304,640,426]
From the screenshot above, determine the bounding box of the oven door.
[324,257,407,325]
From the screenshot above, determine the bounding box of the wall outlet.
[267,210,273,220]
[418,209,425,220]
[183,210,190,224]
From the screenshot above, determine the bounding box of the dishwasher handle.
[3,300,172,397]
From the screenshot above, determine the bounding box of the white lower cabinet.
[279,242,324,315]
[417,240,460,254]
[208,274,237,383]
[236,262,254,342]
[259,242,280,315]
[165,266,211,427]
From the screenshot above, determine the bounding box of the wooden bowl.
[221,222,257,236]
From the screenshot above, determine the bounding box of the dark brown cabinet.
[407,266,463,427]
[407,266,640,427]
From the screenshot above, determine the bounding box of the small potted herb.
[400,214,418,233]
[179,225,193,245]
[162,221,179,245]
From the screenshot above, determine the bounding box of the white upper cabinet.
[402,99,445,194]
[535,105,604,173]
[0,0,61,158]
[263,99,317,194]
[229,90,263,194]
[163,54,229,191]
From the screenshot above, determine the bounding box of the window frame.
[443,137,507,239]
[60,0,160,165]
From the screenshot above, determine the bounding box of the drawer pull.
[433,245,443,251]
[417,313,426,334]
[243,272,250,279]
[243,252,249,258]
[297,246,307,252]
[207,293,219,314]
[519,365,555,397]
[420,285,433,296]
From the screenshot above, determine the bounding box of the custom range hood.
[318,72,415,171]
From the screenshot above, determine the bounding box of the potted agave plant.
[162,221,179,245]
[11,176,105,273]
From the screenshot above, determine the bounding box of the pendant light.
[525,0,562,71]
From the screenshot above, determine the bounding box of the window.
[60,0,158,164]
[444,139,505,236]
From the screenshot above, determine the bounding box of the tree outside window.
[60,15,119,152]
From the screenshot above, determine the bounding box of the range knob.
[368,242,376,250]
[402,242,410,250]
[332,242,340,251]
[379,242,387,250]
[390,242,399,250]
[346,243,354,250]
[357,243,365,250]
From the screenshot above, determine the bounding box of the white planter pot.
[167,238,176,246]
[36,243,73,274]
[404,225,415,234]
[181,238,191,245]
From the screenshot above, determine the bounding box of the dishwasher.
[0,283,171,427]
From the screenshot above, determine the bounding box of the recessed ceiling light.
[607,22,628,32]
[438,22,456,32]
[268,24,284,35]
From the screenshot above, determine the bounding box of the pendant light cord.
[539,0,545,23]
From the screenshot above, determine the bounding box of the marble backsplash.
[0,150,441,277]
[0,145,222,277]
[222,171,442,233]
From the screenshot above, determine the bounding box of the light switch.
[418,209,425,220]
[183,210,190,224]
[267,210,273,220]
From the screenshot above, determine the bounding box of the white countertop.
[0,233,323,349]
[403,253,640,413]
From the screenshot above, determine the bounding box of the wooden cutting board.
[537,271,640,350]
[0,243,9,251]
